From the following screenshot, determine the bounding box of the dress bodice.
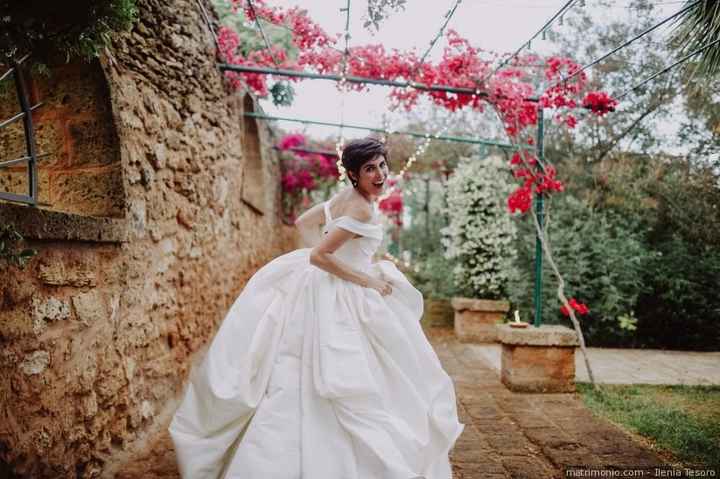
[321,200,383,271]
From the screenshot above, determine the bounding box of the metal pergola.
[224,63,549,326]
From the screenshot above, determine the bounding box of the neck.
[353,186,377,204]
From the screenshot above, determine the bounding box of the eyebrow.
[365,160,386,169]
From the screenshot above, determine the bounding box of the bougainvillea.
[214,3,615,225]
[379,180,404,226]
[581,91,619,115]
[560,297,590,317]
[278,133,340,222]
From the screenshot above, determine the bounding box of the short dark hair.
[341,137,388,179]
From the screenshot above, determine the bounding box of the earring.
[350,178,358,188]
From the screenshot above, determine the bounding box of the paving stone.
[424,327,674,479]
[109,325,678,478]
[499,455,556,479]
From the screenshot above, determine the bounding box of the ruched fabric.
[168,201,465,479]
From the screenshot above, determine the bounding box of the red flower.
[582,91,618,116]
[379,191,403,215]
[560,297,590,316]
[507,183,533,214]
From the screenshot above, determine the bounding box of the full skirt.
[168,248,465,479]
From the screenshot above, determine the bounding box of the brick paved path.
[426,327,673,479]
[110,326,673,479]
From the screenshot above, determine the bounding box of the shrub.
[0,1,138,63]
[441,155,518,300]
[508,194,653,346]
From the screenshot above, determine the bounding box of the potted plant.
[441,155,518,342]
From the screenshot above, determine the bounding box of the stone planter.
[498,324,579,393]
[451,297,510,343]
[422,298,454,327]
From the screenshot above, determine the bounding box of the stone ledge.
[497,324,579,347]
[451,297,510,313]
[0,202,128,243]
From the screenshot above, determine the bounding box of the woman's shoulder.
[328,189,373,223]
[344,200,373,223]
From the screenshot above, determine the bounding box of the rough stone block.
[0,168,52,204]
[72,290,107,327]
[32,295,71,322]
[452,297,510,343]
[51,163,124,218]
[38,257,96,287]
[67,116,120,167]
[20,350,50,375]
[499,324,579,393]
[422,299,454,327]
[498,324,579,347]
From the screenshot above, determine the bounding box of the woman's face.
[352,154,389,197]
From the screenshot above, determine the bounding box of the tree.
[669,0,720,77]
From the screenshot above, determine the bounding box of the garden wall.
[0,0,298,477]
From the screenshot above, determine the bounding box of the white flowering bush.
[440,155,518,300]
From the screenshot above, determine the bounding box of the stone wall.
[0,60,124,217]
[0,0,298,477]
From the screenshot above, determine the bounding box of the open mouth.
[373,179,385,187]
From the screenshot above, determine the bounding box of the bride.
[168,137,465,479]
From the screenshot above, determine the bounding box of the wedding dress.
[168,200,465,479]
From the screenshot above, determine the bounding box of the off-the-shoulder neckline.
[328,215,382,228]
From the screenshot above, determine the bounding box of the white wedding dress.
[168,200,465,479]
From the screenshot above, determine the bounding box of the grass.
[576,383,720,469]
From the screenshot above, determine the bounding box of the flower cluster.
[560,297,590,317]
[507,152,564,214]
[278,133,305,151]
[231,0,332,50]
[379,183,403,226]
[217,4,617,218]
[278,134,340,222]
[582,91,618,116]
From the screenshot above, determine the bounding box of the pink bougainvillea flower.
[278,133,306,151]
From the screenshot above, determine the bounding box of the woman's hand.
[366,276,393,296]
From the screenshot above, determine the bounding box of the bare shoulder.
[345,199,373,223]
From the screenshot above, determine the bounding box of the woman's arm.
[309,214,393,295]
[294,202,325,247]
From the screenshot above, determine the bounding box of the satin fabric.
[168,202,465,479]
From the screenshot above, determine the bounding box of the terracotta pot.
[451,297,510,343]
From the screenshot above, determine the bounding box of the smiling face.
[349,154,389,197]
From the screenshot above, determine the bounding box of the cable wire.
[247,0,282,67]
[407,0,464,84]
[616,36,720,100]
[546,0,700,91]
[479,0,579,84]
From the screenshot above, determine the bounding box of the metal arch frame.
[0,58,45,206]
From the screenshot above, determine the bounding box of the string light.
[336,0,352,186]
[376,118,451,203]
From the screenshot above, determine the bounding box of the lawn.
[576,383,720,469]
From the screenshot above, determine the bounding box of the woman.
[168,137,465,479]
